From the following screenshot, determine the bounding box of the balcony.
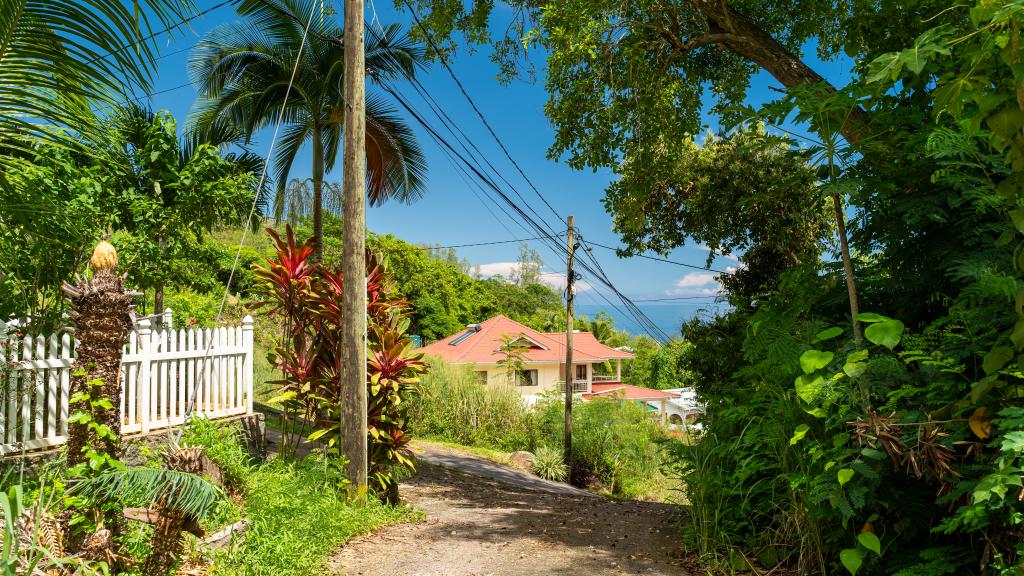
[591,374,620,383]
[559,380,590,393]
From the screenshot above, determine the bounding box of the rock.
[507,451,534,471]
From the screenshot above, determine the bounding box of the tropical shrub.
[531,445,569,482]
[253,225,425,493]
[534,396,670,497]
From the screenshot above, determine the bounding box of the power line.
[583,239,733,274]
[415,235,561,250]
[397,0,567,227]
[632,295,723,302]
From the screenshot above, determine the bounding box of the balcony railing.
[559,380,589,393]
[591,374,620,383]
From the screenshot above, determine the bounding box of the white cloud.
[474,262,591,292]
[667,271,723,296]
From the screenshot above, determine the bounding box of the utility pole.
[563,215,575,469]
[341,0,368,504]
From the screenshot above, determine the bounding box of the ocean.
[575,302,726,340]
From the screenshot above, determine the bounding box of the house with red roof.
[419,315,682,420]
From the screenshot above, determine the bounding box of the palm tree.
[277,177,343,222]
[189,0,428,261]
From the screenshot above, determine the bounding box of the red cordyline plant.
[253,225,426,494]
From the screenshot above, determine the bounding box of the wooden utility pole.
[563,215,575,469]
[341,0,368,504]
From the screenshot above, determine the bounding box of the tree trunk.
[831,192,862,344]
[686,0,869,145]
[341,0,369,504]
[62,245,135,467]
[153,233,166,327]
[312,124,325,263]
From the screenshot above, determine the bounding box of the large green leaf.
[813,327,844,342]
[858,532,881,556]
[864,320,904,349]
[790,424,810,445]
[982,346,1014,375]
[795,374,825,404]
[840,548,864,575]
[800,350,834,374]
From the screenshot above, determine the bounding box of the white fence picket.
[0,313,254,456]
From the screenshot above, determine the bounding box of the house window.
[575,364,587,381]
[475,371,488,385]
[517,369,539,387]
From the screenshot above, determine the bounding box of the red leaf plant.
[253,225,426,495]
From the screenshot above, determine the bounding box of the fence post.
[242,315,254,414]
[138,318,152,433]
[163,308,173,330]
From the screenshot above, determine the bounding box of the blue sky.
[143,0,853,326]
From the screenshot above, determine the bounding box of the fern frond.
[71,468,222,520]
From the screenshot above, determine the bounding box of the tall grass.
[407,356,532,451]
[534,396,671,498]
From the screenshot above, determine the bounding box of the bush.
[531,445,568,482]
[407,356,532,451]
[181,417,253,492]
[165,289,220,328]
[534,396,670,497]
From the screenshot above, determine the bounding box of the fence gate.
[0,311,254,456]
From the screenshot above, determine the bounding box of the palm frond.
[71,468,223,520]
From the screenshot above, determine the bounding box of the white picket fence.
[0,310,254,456]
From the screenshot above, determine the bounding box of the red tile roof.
[419,315,634,365]
[581,384,681,401]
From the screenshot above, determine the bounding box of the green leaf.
[838,468,855,486]
[800,350,834,374]
[861,447,886,460]
[854,313,891,323]
[813,327,844,342]
[804,407,827,418]
[840,548,864,575]
[790,424,810,445]
[307,428,330,442]
[795,374,825,404]
[266,390,297,405]
[858,532,881,556]
[844,362,867,379]
[866,53,902,84]
[865,319,904,349]
[1010,209,1024,234]
[983,346,1014,374]
[1000,431,1024,453]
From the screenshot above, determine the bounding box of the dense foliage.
[407,0,1024,572]
[0,107,259,329]
[254,226,426,493]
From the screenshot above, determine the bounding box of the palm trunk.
[831,192,862,344]
[312,124,325,263]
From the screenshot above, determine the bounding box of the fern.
[71,468,222,520]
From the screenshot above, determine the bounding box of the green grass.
[212,457,418,576]
[181,418,418,576]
